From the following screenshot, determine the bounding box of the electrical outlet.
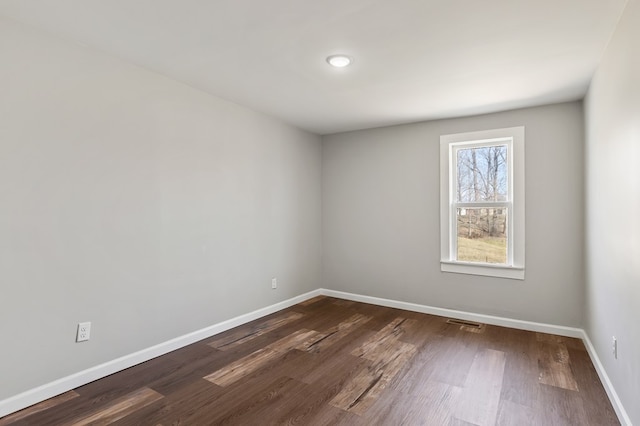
[612,336,618,359]
[77,322,91,342]
[271,278,277,289]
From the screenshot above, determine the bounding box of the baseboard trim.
[0,289,322,419]
[318,289,630,425]
[319,289,584,337]
[580,331,632,426]
[1,288,630,426]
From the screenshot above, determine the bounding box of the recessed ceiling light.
[326,55,352,68]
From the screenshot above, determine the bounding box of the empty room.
[0,0,638,425]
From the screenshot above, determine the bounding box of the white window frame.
[440,126,525,280]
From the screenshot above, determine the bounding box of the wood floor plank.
[496,327,540,408]
[205,308,362,388]
[73,353,179,401]
[328,316,420,414]
[204,360,315,425]
[206,376,309,425]
[537,332,587,351]
[303,404,364,426]
[204,329,322,386]
[0,297,619,426]
[390,335,444,395]
[0,391,80,425]
[398,313,449,347]
[204,347,282,386]
[304,313,371,353]
[282,307,356,339]
[297,350,367,385]
[110,379,224,425]
[534,383,591,425]
[62,387,163,426]
[331,341,417,414]
[263,378,333,424]
[147,343,225,395]
[332,298,355,307]
[288,326,374,384]
[207,311,303,350]
[453,348,506,426]
[287,297,337,321]
[351,317,416,359]
[366,380,462,425]
[496,399,537,426]
[566,346,620,425]
[298,295,327,306]
[330,363,384,415]
[272,352,368,424]
[265,328,322,352]
[351,304,405,332]
[537,340,579,391]
[19,356,179,425]
[423,335,478,387]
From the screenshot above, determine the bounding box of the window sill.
[440,261,524,280]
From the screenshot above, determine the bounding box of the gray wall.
[323,102,585,326]
[585,0,640,423]
[0,17,322,400]
[3,4,635,419]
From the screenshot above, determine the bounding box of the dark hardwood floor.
[0,296,619,425]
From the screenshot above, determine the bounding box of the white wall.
[585,0,640,423]
[323,102,585,326]
[0,17,322,400]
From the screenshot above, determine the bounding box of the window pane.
[456,207,507,264]
[456,145,508,202]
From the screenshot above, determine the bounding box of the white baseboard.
[318,289,630,426]
[0,289,322,419]
[1,288,630,426]
[319,289,584,337]
[579,331,632,426]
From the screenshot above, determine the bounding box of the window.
[440,127,525,279]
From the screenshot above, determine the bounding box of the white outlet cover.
[77,322,91,342]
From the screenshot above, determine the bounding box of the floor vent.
[446,318,483,328]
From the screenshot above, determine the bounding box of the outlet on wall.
[271,278,277,289]
[77,322,91,342]
[612,336,617,359]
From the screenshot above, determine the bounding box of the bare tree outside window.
[455,145,508,264]
[441,126,524,279]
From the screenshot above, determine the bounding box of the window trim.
[440,126,525,280]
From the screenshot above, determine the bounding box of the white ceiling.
[0,0,628,135]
